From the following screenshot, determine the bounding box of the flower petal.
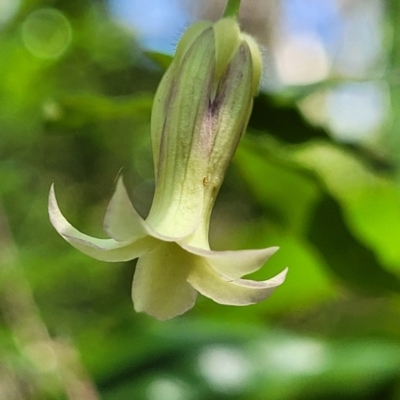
[180,243,279,279]
[187,263,288,306]
[102,178,189,244]
[49,185,157,261]
[132,242,198,320]
[103,177,148,241]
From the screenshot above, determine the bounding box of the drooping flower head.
[49,1,287,320]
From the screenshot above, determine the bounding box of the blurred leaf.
[248,332,400,400]
[308,194,400,294]
[231,136,335,312]
[293,141,400,275]
[386,0,400,164]
[235,135,400,294]
[43,93,153,128]
[145,51,173,70]
[234,135,321,233]
[237,222,336,313]
[249,93,329,143]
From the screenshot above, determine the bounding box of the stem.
[387,0,400,168]
[223,0,241,18]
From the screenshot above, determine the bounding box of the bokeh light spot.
[147,377,192,400]
[0,0,20,26]
[21,8,72,59]
[261,337,330,376]
[198,345,251,393]
[326,82,388,142]
[275,33,330,85]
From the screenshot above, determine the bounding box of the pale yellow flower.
[49,14,287,320]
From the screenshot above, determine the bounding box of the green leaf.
[234,136,321,233]
[144,51,173,70]
[294,141,400,279]
[308,194,400,294]
[235,136,400,294]
[44,93,153,128]
[249,93,329,143]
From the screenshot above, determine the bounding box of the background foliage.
[1,0,400,399]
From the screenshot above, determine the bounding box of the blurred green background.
[1,0,400,399]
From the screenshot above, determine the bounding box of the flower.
[49,13,287,320]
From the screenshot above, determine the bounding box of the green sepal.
[174,21,213,66]
[213,18,241,98]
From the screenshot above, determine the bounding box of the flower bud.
[147,17,262,247]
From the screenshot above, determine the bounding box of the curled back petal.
[103,177,148,241]
[181,243,279,279]
[49,185,157,262]
[187,262,288,306]
[132,242,198,320]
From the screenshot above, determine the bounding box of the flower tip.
[49,183,55,200]
[275,267,289,284]
[48,184,61,230]
[268,246,280,255]
[48,183,78,240]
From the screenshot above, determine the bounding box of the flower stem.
[223,0,241,18]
